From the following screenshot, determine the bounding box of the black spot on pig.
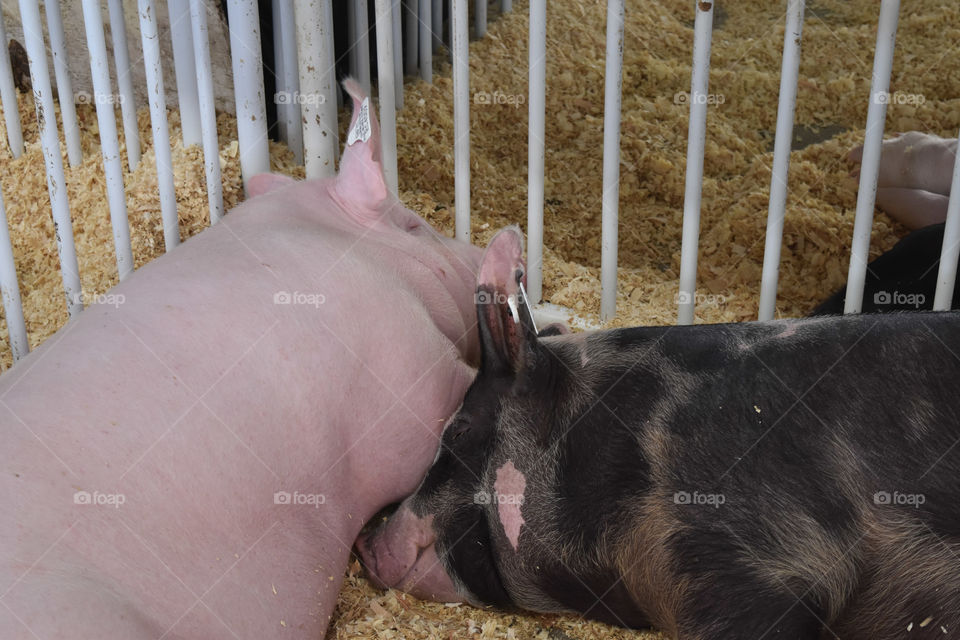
[812,223,960,314]
[9,39,30,93]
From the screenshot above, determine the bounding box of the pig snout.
[356,506,462,603]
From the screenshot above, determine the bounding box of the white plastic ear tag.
[346,97,371,146]
[516,283,539,333]
[507,294,520,325]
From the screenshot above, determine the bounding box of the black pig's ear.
[475,227,539,377]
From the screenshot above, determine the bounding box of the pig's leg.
[848,132,957,195]
[678,583,825,640]
[873,187,950,230]
[848,132,957,228]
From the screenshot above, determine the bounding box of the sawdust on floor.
[0,0,958,637]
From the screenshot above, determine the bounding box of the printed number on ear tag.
[347,97,372,146]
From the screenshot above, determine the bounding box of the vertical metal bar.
[272,1,287,145]
[353,0,372,94]
[419,0,432,83]
[432,0,443,52]
[758,0,805,321]
[475,0,487,39]
[190,0,224,224]
[502,0,512,12]
[226,0,270,191]
[404,0,418,77]
[107,0,141,170]
[844,0,900,314]
[375,0,399,197]
[294,0,338,179]
[677,1,714,326]
[0,189,28,362]
[527,0,546,304]
[393,0,404,108]
[452,0,470,243]
[18,0,82,317]
[0,10,23,158]
[44,1,82,166]
[138,0,180,252]
[274,0,303,164]
[600,0,625,322]
[82,0,134,282]
[934,134,960,310]
[168,0,202,146]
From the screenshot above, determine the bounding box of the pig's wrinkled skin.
[848,131,957,229]
[361,228,960,640]
[0,81,483,639]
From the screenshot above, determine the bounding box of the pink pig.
[0,81,484,639]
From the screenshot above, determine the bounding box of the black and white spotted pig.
[357,227,960,640]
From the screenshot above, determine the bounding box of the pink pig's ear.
[247,173,296,198]
[335,78,389,215]
[476,227,538,377]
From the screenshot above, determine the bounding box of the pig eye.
[446,418,471,441]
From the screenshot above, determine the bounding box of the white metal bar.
[600,0,625,322]
[527,0,546,304]
[843,0,900,314]
[375,0,399,197]
[294,0,338,179]
[44,1,82,167]
[934,133,960,310]
[272,1,287,145]
[168,0,201,146]
[353,0,372,94]
[190,0,224,224]
[432,0,443,51]
[107,0,141,171]
[0,188,28,362]
[0,10,23,158]
[392,0,404,108]
[475,0,487,39]
[404,0,418,76]
[18,0,82,317]
[83,0,134,282]
[452,0,470,242]
[758,0,805,321]
[677,1,714,325]
[226,0,270,191]
[502,0,512,12]
[274,0,303,165]
[419,0,432,83]
[138,0,180,252]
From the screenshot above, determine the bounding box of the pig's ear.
[476,227,539,377]
[247,173,296,197]
[336,78,389,213]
